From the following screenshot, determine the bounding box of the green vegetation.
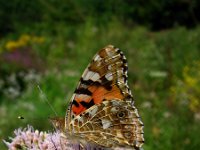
[0,1,200,149]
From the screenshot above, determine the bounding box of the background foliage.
[0,1,200,150]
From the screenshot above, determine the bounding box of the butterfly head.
[49,117,65,132]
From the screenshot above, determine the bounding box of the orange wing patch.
[72,95,92,115]
[72,84,124,115]
[90,84,124,103]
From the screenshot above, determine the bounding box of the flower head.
[4,125,72,150]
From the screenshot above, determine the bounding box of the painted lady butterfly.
[51,45,144,149]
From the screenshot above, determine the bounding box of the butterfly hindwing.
[69,99,144,149]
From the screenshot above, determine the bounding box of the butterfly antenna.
[37,85,58,116]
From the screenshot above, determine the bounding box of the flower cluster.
[4,125,72,150]
[171,61,200,116]
[0,34,44,100]
[5,34,45,51]
[0,70,41,100]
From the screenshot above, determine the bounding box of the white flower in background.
[141,101,152,109]
[3,86,20,99]
[24,69,41,83]
[6,73,17,85]
[163,111,171,118]
[194,112,200,121]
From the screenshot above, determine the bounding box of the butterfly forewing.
[67,45,134,121]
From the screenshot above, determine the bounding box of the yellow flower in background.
[183,65,197,87]
[5,35,30,51]
[189,96,200,112]
[18,34,31,46]
[185,76,197,87]
[5,41,19,51]
[19,34,31,43]
[4,34,45,51]
[171,61,200,113]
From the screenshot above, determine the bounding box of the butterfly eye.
[116,111,126,119]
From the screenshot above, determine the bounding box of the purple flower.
[4,125,72,150]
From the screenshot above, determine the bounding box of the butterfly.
[50,45,144,149]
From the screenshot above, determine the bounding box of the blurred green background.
[0,0,200,149]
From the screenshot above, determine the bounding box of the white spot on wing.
[105,48,115,57]
[76,94,90,100]
[117,70,123,76]
[89,106,98,117]
[94,54,101,61]
[83,70,100,81]
[115,48,119,52]
[83,70,93,80]
[91,72,100,81]
[102,119,111,129]
[95,61,102,67]
[111,100,120,106]
[108,65,112,70]
[105,72,113,81]
[76,116,84,124]
[111,106,119,112]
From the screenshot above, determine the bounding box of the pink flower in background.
[4,125,72,150]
